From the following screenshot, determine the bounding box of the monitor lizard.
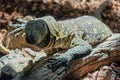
[8,0,112,74]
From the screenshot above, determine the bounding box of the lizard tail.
[94,0,112,21]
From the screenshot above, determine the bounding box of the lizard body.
[8,15,113,75]
[9,15,113,72]
[8,0,113,74]
[38,16,112,49]
[0,0,114,79]
[21,15,112,71]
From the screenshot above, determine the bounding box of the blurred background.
[0,0,120,32]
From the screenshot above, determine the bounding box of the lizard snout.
[26,35,37,45]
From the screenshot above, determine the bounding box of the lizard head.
[25,19,50,46]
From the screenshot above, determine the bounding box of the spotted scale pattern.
[55,16,112,46]
[40,16,112,49]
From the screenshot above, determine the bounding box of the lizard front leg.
[47,37,93,73]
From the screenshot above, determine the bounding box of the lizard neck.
[37,32,50,48]
[39,34,50,48]
[36,26,50,48]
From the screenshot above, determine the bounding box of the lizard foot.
[9,18,28,28]
[8,26,25,37]
[8,18,29,38]
[47,53,70,73]
[83,34,120,60]
[83,47,109,61]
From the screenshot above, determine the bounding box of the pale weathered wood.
[13,33,120,80]
[0,33,120,80]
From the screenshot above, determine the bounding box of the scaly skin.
[39,16,112,71]
[8,15,112,74]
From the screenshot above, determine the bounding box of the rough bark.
[65,33,120,80]
[0,33,120,80]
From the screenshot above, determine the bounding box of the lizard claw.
[8,26,25,36]
[8,20,26,37]
[83,48,105,60]
[56,66,68,75]
[83,47,109,61]
[14,31,22,38]
[8,18,29,37]
[83,49,100,60]
[98,53,109,61]
[9,23,26,28]
[47,53,70,72]
[17,18,28,23]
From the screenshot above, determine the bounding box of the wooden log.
[14,33,120,80]
[0,33,120,80]
[64,33,120,80]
